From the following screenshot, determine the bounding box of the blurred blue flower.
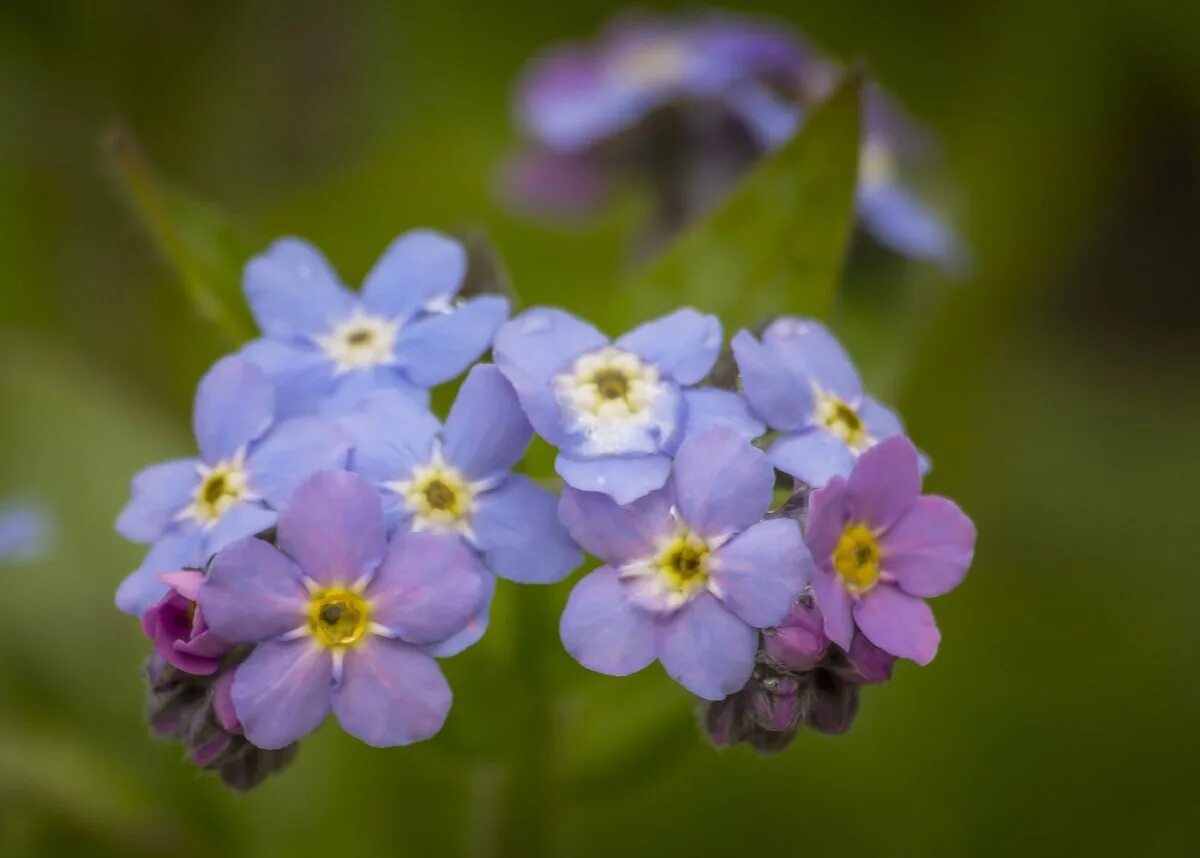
[239,230,509,418]
[732,317,923,489]
[494,307,763,504]
[198,471,485,749]
[0,501,50,563]
[557,428,809,700]
[341,364,583,655]
[114,356,350,616]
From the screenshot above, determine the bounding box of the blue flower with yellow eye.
[493,307,763,504]
[114,356,349,616]
[239,230,509,418]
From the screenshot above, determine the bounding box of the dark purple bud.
[844,634,897,685]
[217,743,299,793]
[140,570,231,675]
[748,673,801,733]
[801,669,861,735]
[763,597,828,673]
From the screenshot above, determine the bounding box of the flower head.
[495,307,763,503]
[804,436,975,665]
[141,570,231,675]
[115,356,350,615]
[239,230,509,418]
[342,364,582,655]
[733,317,922,489]
[198,471,485,748]
[557,428,808,700]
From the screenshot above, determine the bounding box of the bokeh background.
[2,1,1198,855]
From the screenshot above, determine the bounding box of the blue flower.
[732,317,925,489]
[341,364,583,655]
[0,501,50,563]
[115,356,350,615]
[239,230,509,418]
[493,307,764,504]
[557,428,809,700]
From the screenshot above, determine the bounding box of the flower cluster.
[505,11,966,270]
[116,218,974,786]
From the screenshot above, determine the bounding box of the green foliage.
[621,72,862,328]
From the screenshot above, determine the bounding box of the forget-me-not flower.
[341,364,582,655]
[494,307,763,504]
[199,471,485,749]
[239,230,509,417]
[557,428,808,700]
[115,356,349,615]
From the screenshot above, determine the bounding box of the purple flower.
[557,428,808,700]
[239,230,509,418]
[494,307,763,503]
[804,435,975,665]
[115,356,350,616]
[198,470,485,749]
[141,570,231,676]
[732,316,921,489]
[341,364,582,655]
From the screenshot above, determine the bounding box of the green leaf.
[104,125,257,344]
[620,72,863,328]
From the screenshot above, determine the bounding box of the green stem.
[497,585,555,857]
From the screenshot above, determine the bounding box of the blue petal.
[394,296,509,387]
[193,357,276,463]
[493,307,607,393]
[726,83,802,149]
[679,387,765,447]
[473,476,582,584]
[424,569,496,658]
[203,503,279,557]
[763,318,862,402]
[360,230,468,321]
[768,430,856,489]
[442,365,531,482]
[115,458,200,543]
[731,329,812,432]
[555,453,672,505]
[558,483,674,567]
[859,395,905,442]
[245,418,351,508]
[711,518,809,628]
[239,338,337,420]
[243,238,355,340]
[672,428,773,539]
[0,503,49,563]
[656,592,757,701]
[559,566,657,677]
[115,526,204,615]
[320,368,429,418]
[614,308,722,385]
[342,390,440,485]
[858,183,969,274]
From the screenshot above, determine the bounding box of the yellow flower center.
[388,457,477,537]
[657,531,711,596]
[308,587,371,648]
[184,455,250,526]
[815,391,869,450]
[833,524,882,596]
[591,367,631,401]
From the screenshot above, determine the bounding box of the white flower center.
[386,452,479,540]
[317,312,400,374]
[813,388,872,452]
[180,451,252,528]
[620,521,717,612]
[553,347,668,455]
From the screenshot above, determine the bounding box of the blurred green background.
[2,1,1198,855]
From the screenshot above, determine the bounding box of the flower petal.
[394,296,509,387]
[810,567,854,650]
[424,571,496,658]
[333,638,451,747]
[731,330,812,432]
[768,430,856,489]
[711,519,809,628]
[679,387,765,445]
[115,459,200,543]
[846,435,922,532]
[200,537,308,642]
[858,182,967,273]
[555,453,671,505]
[853,584,940,665]
[804,477,851,565]
[656,593,757,701]
[494,307,607,394]
[204,503,279,557]
[557,484,674,566]
[232,639,333,749]
[115,527,203,616]
[245,418,351,508]
[473,476,581,584]
[341,389,440,484]
[763,317,862,401]
[276,471,387,587]
[366,532,484,645]
[881,495,975,598]
[360,230,467,320]
[615,308,722,386]
[243,238,354,340]
[858,395,905,442]
[559,566,657,676]
[193,357,276,464]
[673,428,773,538]
[239,337,337,420]
[442,365,531,481]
